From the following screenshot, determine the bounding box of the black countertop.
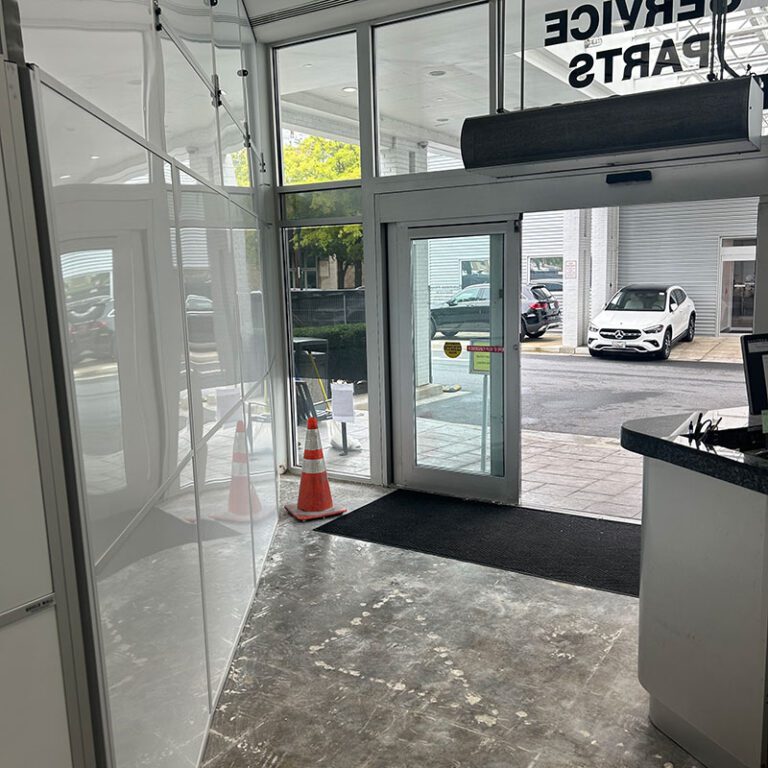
[621,406,768,495]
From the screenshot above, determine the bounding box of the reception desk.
[622,407,768,768]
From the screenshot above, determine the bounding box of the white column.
[561,209,592,349]
[590,207,620,318]
[754,197,768,334]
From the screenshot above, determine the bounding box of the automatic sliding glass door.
[389,221,521,503]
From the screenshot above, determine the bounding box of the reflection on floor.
[202,478,696,768]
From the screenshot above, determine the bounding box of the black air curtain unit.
[461,77,762,176]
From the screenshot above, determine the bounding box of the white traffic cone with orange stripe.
[286,417,346,522]
[213,420,261,523]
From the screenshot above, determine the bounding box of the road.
[74,349,746,455]
[418,351,746,439]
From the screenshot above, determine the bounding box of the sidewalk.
[522,332,744,363]
[321,419,643,521]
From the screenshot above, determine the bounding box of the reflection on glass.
[62,249,126,493]
[276,34,361,184]
[213,0,247,123]
[40,83,208,768]
[97,462,209,768]
[230,202,268,393]
[375,5,489,175]
[285,225,370,477]
[17,0,149,137]
[161,35,221,185]
[177,184,242,445]
[282,186,362,221]
[196,415,255,690]
[158,0,214,79]
[221,111,250,188]
[412,235,504,476]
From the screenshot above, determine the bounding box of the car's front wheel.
[441,329,458,338]
[526,327,547,339]
[657,328,672,360]
[588,348,602,358]
[684,313,695,342]
[430,319,437,339]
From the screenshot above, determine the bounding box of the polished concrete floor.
[202,478,699,768]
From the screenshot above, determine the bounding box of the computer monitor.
[741,333,768,415]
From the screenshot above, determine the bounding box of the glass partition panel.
[375,4,490,175]
[230,202,269,393]
[282,186,362,221]
[196,412,256,693]
[157,0,214,80]
[17,0,149,137]
[285,224,370,477]
[161,34,221,186]
[177,181,242,445]
[213,0,247,124]
[276,34,361,184]
[521,0,768,131]
[39,83,208,768]
[220,111,251,188]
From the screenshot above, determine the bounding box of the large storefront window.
[374,3,490,175]
[275,34,361,185]
[517,0,768,127]
[284,224,370,477]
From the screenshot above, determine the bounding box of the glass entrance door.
[389,221,520,503]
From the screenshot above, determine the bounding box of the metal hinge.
[259,152,266,173]
[153,1,162,31]
[212,74,222,108]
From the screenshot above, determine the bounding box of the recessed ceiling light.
[90,155,100,160]
[303,63,313,68]
[59,174,72,180]
[342,86,357,93]
[429,70,446,77]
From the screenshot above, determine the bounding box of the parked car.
[67,296,115,361]
[587,284,695,360]
[430,283,561,340]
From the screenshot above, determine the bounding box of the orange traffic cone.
[213,420,261,523]
[286,417,346,522]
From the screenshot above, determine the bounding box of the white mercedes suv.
[587,284,696,360]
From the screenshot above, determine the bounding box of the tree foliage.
[283,135,363,288]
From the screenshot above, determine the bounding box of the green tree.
[283,134,361,184]
[283,135,363,288]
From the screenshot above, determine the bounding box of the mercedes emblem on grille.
[615,330,625,340]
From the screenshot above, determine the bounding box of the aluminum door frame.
[388,218,521,504]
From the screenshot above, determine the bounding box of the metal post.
[480,373,489,473]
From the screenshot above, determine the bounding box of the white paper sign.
[331,382,355,423]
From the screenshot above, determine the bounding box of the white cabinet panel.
[0,609,73,768]
[0,154,53,614]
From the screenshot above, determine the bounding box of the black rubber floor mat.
[317,490,640,597]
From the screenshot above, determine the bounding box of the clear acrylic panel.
[375,4,490,175]
[220,110,250,188]
[161,34,222,186]
[229,201,269,394]
[177,181,243,445]
[17,0,150,137]
[196,411,256,691]
[411,234,505,476]
[157,0,214,80]
[39,83,208,768]
[276,34,361,184]
[213,0,247,124]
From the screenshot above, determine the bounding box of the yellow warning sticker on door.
[443,341,462,359]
